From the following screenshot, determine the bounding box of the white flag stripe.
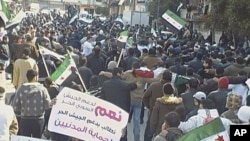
[39,46,65,60]
[118,36,128,42]
[162,13,183,30]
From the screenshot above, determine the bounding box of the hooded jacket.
[150,95,183,135]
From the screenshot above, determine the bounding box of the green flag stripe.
[1,0,11,19]
[127,38,133,46]
[51,54,71,81]
[177,118,225,141]
[166,10,186,26]
[174,74,190,86]
[120,31,128,36]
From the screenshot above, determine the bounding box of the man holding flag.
[177,99,231,141]
[40,45,87,92]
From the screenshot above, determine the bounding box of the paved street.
[4,80,148,141]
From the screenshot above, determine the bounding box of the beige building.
[109,0,147,15]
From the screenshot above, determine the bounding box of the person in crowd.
[87,45,105,75]
[188,52,203,73]
[49,31,65,55]
[100,61,157,140]
[185,91,207,119]
[42,77,59,139]
[175,105,187,122]
[12,69,51,138]
[124,48,138,71]
[207,76,229,115]
[150,83,183,137]
[0,86,18,140]
[143,70,172,141]
[138,48,148,63]
[143,47,163,69]
[165,48,176,68]
[11,36,26,62]
[77,55,93,90]
[88,75,102,96]
[169,57,186,75]
[13,48,38,89]
[132,43,141,58]
[221,94,242,123]
[81,35,94,56]
[237,106,250,124]
[153,112,183,141]
[197,66,224,94]
[153,62,167,79]
[67,46,79,66]
[147,37,156,49]
[197,57,214,80]
[98,61,117,86]
[35,30,50,48]
[123,61,156,141]
[180,78,199,114]
[224,56,250,77]
[228,71,249,105]
[100,67,139,141]
[22,35,39,60]
[178,99,232,134]
[186,4,192,19]
[0,35,11,79]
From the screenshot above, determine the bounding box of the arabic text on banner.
[48,87,129,141]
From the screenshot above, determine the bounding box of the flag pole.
[66,50,88,93]
[116,48,124,67]
[108,23,116,51]
[110,22,115,34]
[38,45,50,78]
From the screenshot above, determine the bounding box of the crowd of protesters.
[0,5,250,141]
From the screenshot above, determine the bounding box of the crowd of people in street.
[1,5,250,141]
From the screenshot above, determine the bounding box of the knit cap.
[107,61,117,70]
[218,77,229,89]
[237,106,250,123]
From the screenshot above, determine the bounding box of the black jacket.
[87,54,105,75]
[100,76,137,112]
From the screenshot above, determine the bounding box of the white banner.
[11,135,48,141]
[48,87,129,141]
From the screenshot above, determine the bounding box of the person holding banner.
[0,86,18,141]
